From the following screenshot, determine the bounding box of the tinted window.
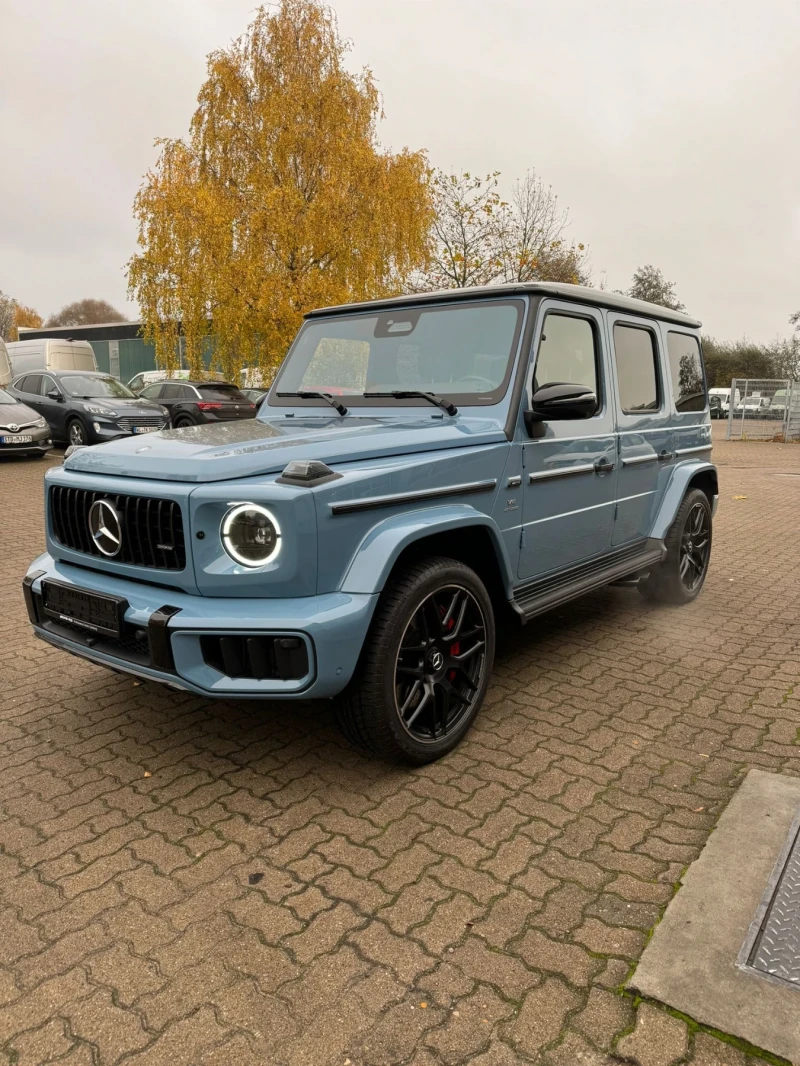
[178,385,199,399]
[667,333,706,412]
[40,376,57,396]
[534,314,598,394]
[614,325,659,413]
[18,375,42,395]
[61,375,135,399]
[196,384,249,402]
[139,383,164,399]
[161,384,184,399]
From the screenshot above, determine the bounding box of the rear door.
[38,374,70,439]
[609,314,673,545]
[518,301,617,580]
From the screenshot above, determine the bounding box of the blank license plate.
[133,426,159,434]
[1,435,33,444]
[41,581,127,638]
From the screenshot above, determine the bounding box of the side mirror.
[526,382,598,429]
[47,388,64,402]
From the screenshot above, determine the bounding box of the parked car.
[241,387,269,408]
[7,338,97,375]
[734,395,770,417]
[769,389,790,419]
[127,369,191,395]
[8,370,169,447]
[0,338,12,387]
[23,282,716,764]
[136,380,256,427]
[0,386,52,457]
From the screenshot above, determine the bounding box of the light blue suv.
[23,283,716,763]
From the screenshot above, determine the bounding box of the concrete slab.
[628,769,800,1065]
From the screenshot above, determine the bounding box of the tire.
[335,556,495,764]
[638,488,712,605]
[173,415,194,428]
[66,418,87,447]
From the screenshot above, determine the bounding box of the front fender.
[339,504,515,596]
[651,460,718,540]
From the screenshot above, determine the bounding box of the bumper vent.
[50,486,186,571]
[200,634,309,681]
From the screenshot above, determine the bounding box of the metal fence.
[725,379,800,441]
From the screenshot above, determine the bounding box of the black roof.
[306,281,702,329]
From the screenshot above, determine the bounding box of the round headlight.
[221,504,281,567]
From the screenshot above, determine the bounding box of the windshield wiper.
[364,390,458,416]
[277,391,348,416]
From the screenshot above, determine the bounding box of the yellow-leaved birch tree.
[128,0,433,380]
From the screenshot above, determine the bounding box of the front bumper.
[23,554,377,699]
[0,430,52,455]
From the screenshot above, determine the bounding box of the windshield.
[62,376,136,399]
[271,299,524,408]
[0,388,18,404]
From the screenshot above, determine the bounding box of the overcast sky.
[1,0,798,341]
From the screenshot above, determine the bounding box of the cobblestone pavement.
[1,428,799,1066]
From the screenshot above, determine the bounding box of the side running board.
[511,539,666,623]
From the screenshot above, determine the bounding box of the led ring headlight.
[221,503,281,567]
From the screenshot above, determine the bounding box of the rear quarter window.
[667,332,706,412]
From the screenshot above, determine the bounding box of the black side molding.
[148,605,182,671]
[22,570,46,625]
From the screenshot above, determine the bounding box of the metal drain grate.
[738,810,800,990]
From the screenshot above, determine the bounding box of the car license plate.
[133,426,159,434]
[41,580,127,638]
[1,434,33,444]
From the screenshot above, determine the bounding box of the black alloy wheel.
[335,557,495,763]
[639,487,712,605]
[394,584,487,743]
[679,501,711,592]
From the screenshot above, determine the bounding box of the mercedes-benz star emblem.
[430,650,444,671]
[8,423,19,432]
[88,499,123,557]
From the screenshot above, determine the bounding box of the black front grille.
[50,486,186,571]
[200,634,309,680]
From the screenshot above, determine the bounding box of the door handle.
[657,449,674,461]
[593,456,615,475]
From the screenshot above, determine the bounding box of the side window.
[161,384,183,399]
[667,332,706,412]
[613,325,660,413]
[140,384,163,399]
[21,375,42,395]
[534,314,598,395]
[178,385,198,399]
[40,376,56,396]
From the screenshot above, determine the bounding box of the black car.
[0,386,52,457]
[8,370,169,448]
[137,380,257,427]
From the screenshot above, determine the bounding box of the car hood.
[0,401,38,425]
[63,414,508,482]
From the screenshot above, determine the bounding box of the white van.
[0,338,11,387]
[7,338,97,375]
[708,386,741,414]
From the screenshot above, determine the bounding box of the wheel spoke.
[448,594,470,639]
[404,682,433,728]
[441,590,461,631]
[397,663,423,679]
[422,598,444,639]
[453,667,478,693]
[399,679,422,716]
[680,554,691,579]
[452,640,485,663]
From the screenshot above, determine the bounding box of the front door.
[518,302,617,580]
[608,314,674,545]
[37,374,70,440]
